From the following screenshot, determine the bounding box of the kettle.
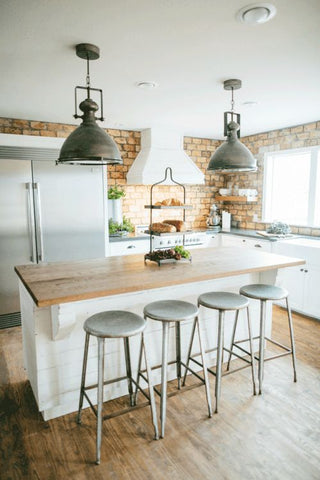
[206,204,221,228]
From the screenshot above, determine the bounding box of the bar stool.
[139,300,212,438]
[77,310,159,465]
[236,284,297,394]
[183,292,256,413]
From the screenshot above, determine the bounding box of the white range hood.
[126,128,205,185]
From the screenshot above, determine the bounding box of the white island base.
[19,269,277,421]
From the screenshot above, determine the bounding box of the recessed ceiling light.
[136,81,159,89]
[242,101,258,106]
[236,3,277,24]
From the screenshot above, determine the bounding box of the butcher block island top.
[15,247,305,308]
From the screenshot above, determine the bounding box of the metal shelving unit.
[144,167,192,265]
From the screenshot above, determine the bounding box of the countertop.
[15,247,304,308]
[109,228,320,242]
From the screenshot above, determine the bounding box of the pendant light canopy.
[207,79,257,173]
[57,43,122,166]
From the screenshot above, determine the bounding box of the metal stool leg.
[160,321,170,438]
[286,297,297,382]
[226,310,239,371]
[96,337,105,465]
[196,317,212,417]
[175,322,182,390]
[77,332,90,424]
[182,318,197,386]
[123,337,134,407]
[133,333,144,404]
[142,332,159,440]
[215,311,224,413]
[258,300,266,395]
[246,306,257,395]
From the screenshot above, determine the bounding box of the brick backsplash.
[1,117,320,235]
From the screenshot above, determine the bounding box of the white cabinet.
[303,264,320,318]
[273,239,320,319]
[205,233,221,248]
[109,239,149,256]
[220,234,272,252]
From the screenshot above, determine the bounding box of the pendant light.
[207,79,257,173]
[57,43,122,166]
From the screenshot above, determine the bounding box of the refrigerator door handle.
[33,182,44,262]
[26,182,37,262]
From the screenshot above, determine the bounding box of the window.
[263,146,320,227]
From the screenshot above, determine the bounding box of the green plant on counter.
[107,185,126,200]
[108,216,134,236]
[122,216,134,232]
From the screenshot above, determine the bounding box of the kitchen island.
[15,247,304,420]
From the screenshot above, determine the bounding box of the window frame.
[263,146,320,227]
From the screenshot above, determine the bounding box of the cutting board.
[256,230,295,239]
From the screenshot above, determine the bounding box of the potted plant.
[108,216,135,237]
[107,185,125,224]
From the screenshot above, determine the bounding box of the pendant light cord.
[231,87,235,121]
[86,55,91,99]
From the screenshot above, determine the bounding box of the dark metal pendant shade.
[208,78,257,173]
[208,121,257,173]
[58,99,122,165]
[57,43,122,166]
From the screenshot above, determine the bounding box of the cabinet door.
[109,239,149,256]
[303,264,320,319]
[221,234,271,252]
[241,237,272,252]
[206,234,221,248]
[276,265,305,312]
[220,234,245,247]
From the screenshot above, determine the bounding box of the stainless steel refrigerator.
[0,145,107,328]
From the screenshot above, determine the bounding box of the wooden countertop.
[15,247,305,308]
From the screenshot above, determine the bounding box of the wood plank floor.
[0,306,319,480]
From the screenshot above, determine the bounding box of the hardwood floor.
[1,306,319,479]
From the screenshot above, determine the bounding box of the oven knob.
[160,241,163,245]
[168,240,171,244]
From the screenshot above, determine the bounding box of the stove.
[135,225,210,250]
[152,231,208,250]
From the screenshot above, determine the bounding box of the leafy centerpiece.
[145,245,191,266]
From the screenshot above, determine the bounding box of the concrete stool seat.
[144,300,198,322]
[236,283,297,394]
[77,310,158,465]
[198,292,249,310]
[84,310,146,338]
[184,291,256,413]
[240,284,288,301]
[140,300,212,438]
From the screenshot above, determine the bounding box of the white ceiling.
[1,0,319,139]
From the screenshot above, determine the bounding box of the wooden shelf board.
[144,205,192,209]
[215,195,257,203]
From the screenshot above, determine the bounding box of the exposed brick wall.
[1,117,320,235]
[219,121,320,235]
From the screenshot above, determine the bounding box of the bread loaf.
[159,198,183,206]
[150,222,177,233]
[170,198,183,206]
[164,220,186,232]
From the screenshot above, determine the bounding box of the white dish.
[219,188,231,196]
